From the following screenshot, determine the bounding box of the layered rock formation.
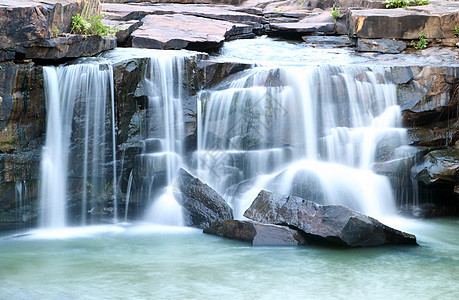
[0,0,115,62]
[2,0,459,230]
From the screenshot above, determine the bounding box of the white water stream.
[197,65,407,219]
[41,60,117,228]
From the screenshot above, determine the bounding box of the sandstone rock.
[22,35,116,60]
[349,5,459,41]
[175,168,233,229]
[244,190,418,247]
[203,219,307,246]
[130,14,253,50]
[357,39,407,54]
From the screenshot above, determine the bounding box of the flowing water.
[1,219,459,299]
[197,52,408,219]
[4,38,458,299]
[41,60,117,227]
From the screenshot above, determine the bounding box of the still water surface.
[1,218,458,299]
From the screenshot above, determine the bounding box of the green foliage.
[411,31,428,50]
[71,3,118,37]
[383,0,429,8]
[71,13,91,34]
[53,27,60,38]
[383,0,410,8]
[454,26,459,37]
[411,0,429,5]
[331,6,340,22]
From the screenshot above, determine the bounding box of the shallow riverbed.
[1,218,458,299]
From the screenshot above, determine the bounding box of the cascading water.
[102,48,200,226]
[196,64,408,219]
[142,54,187,226]
[41,60,117,228]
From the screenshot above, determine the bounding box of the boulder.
[357,39,407,54]
[203,219,307,246]
[244,190,418,247]
[175,168,233,228]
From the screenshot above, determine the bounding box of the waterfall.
[196,65,408,219]
[41,60,117,228]
[141,52,202,226]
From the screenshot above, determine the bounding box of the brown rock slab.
[349,4,459,40]
[22,35,116,60]
[203,219,308,246]
[131,14,253,50]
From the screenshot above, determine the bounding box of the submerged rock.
[175,168,233,229]
[203,219,307,246]
[244,190,417,247]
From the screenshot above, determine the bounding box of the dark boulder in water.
[203,219,307,246]
[244,190,417,247]
[175,168,233,229]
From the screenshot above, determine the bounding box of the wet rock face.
[244,190,418,247]
[175,168,233,229]
[0,60,46,228]
[203,219,308,246]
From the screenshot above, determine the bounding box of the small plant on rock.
[454,26,459,37]
[71,3,118,37]
[383,0,429,8]
[411,0,430,5]
[383,0,410,8]
[411,31,428,50]
[331,6,341,22]
[53,27,60,38]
